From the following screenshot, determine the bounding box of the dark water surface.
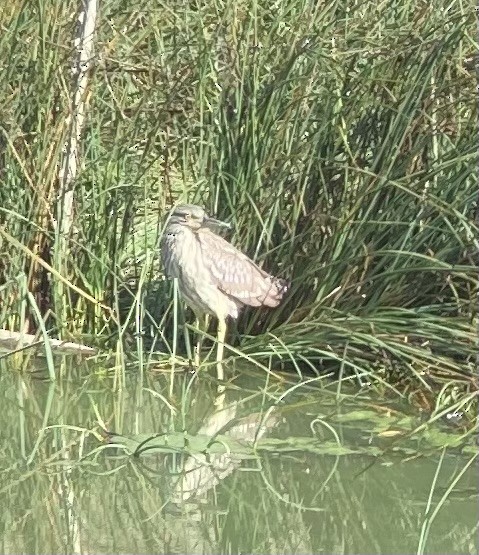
[0,357,477,555]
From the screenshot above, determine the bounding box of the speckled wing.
[160,231,179,278]
[196,229,288,307]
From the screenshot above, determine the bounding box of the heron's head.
[167,204,231,231]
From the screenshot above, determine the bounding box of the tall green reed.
[0,0,476,401]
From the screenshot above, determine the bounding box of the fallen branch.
[0,329,96,356]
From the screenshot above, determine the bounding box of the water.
[0,357,477,555]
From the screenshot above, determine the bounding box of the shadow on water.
[0,356,477,555]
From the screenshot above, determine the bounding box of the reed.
[0,0,476,407]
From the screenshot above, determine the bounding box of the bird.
[161,204,288,379]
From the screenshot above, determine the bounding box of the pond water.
[0,356,477,555]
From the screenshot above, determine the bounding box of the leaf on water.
[105,431,385,458]
[377,430,404,438]
[333,410,384,423]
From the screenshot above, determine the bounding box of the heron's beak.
[204,216,232,231]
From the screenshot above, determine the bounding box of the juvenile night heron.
[161,204,288,378]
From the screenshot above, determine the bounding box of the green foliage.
[0,0,477,403]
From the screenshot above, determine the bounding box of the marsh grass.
[0,0,477,414]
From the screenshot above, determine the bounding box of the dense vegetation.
[0,0,477,416]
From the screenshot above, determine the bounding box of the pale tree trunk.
[54,5,99,551]
[55,0,98,330]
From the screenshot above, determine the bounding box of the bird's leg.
[194,313,209,368]
[215,317,227,382]
[214,317,226,407]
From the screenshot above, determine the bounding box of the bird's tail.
[261,276,289,307]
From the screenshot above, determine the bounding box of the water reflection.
[0,359,477,555]
[171,403,278,504]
